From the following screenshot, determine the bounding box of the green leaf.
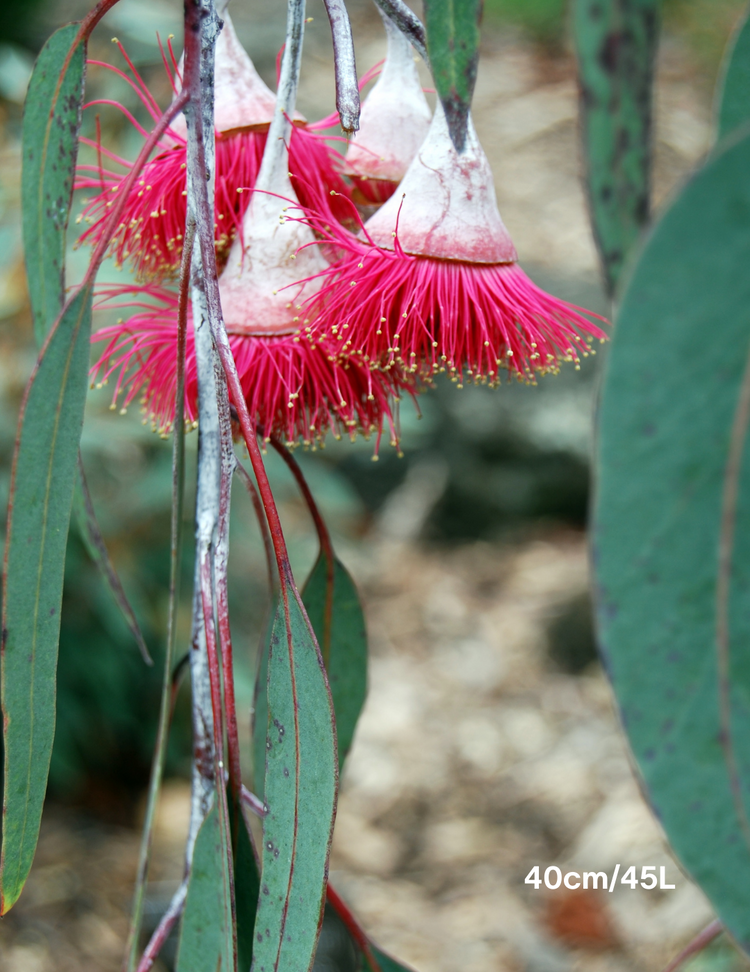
[593,127,750,953]
[21,22,85,344]
[252,605,275,802]
[572,0,659,295]
[72,457,151,665]
[716,5,750,141]
[254,590,337,972]
[423,0,482,152]
[20,23,145,666]
[175,800,234,972]
[233,796,260,972]
[302,554,367,770]
[1,284,93,914]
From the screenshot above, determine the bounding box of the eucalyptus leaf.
[175,801,234,972]
[21,22,84,344]
[594,127,750,952]
[253,591,337,972]
[572,0,659,295]
[1,284,93,914]
[423,0,482,152]
[303,553,368,770]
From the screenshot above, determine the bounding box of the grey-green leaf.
[572,0,659,296]
[21,22,85,344]
[423,0,482,152]
[253,591,337,972]
[252,605,275,802]
[1,284,93,914]
[716,4,750,141]
[175,801,234,972]
[593,128,750,953]
[302,554,367,770]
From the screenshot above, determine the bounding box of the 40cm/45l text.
[525,865,676,891]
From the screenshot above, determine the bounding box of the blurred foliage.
[483,0,747,75]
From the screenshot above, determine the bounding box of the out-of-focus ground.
[0,1,743,970]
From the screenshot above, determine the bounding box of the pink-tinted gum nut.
[170,11,304,138]
[365,105,517,265]
[346,13,431,184]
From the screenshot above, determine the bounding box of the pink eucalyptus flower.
[93,152,406,450]
[344,13,431,206]
[76,13,351,281]
[301,106,608,387]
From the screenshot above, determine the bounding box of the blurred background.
[0,0,746,970]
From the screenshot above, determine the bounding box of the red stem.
[79,0,126,42]
[270,438,334,565]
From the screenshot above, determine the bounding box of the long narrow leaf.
[21,23,85,344]
[175,801,234,972]
[423,0,482,152]
[252,604,275,802]
[1,284,93,913]
[572,0,659,295]
[253,591,337,972]
[302,554,367,771]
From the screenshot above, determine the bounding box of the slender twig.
[660,920,723,972]
[270,438,334,565]
[322,0,360,133]
[371,0,427,64]
[75,454,152,666]
[135,879,188,972]
[240,783,267,818]
[79,0,126,42]
[123,223,194,972]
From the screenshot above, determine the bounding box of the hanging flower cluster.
[82,6,606,453]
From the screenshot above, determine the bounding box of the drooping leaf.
[1,284,93,914]
[20,22,145,665]
[423,0,482,152]
[175,800,234,972]
[72,456,151,665]
[252,604,275,802]
[716,4,750,141]
[21,22,85,344]
[302,553,367,770]
[233,796,261,972]
[593,128,750,953]
[253,591,337,972]
[572,0,659,295]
